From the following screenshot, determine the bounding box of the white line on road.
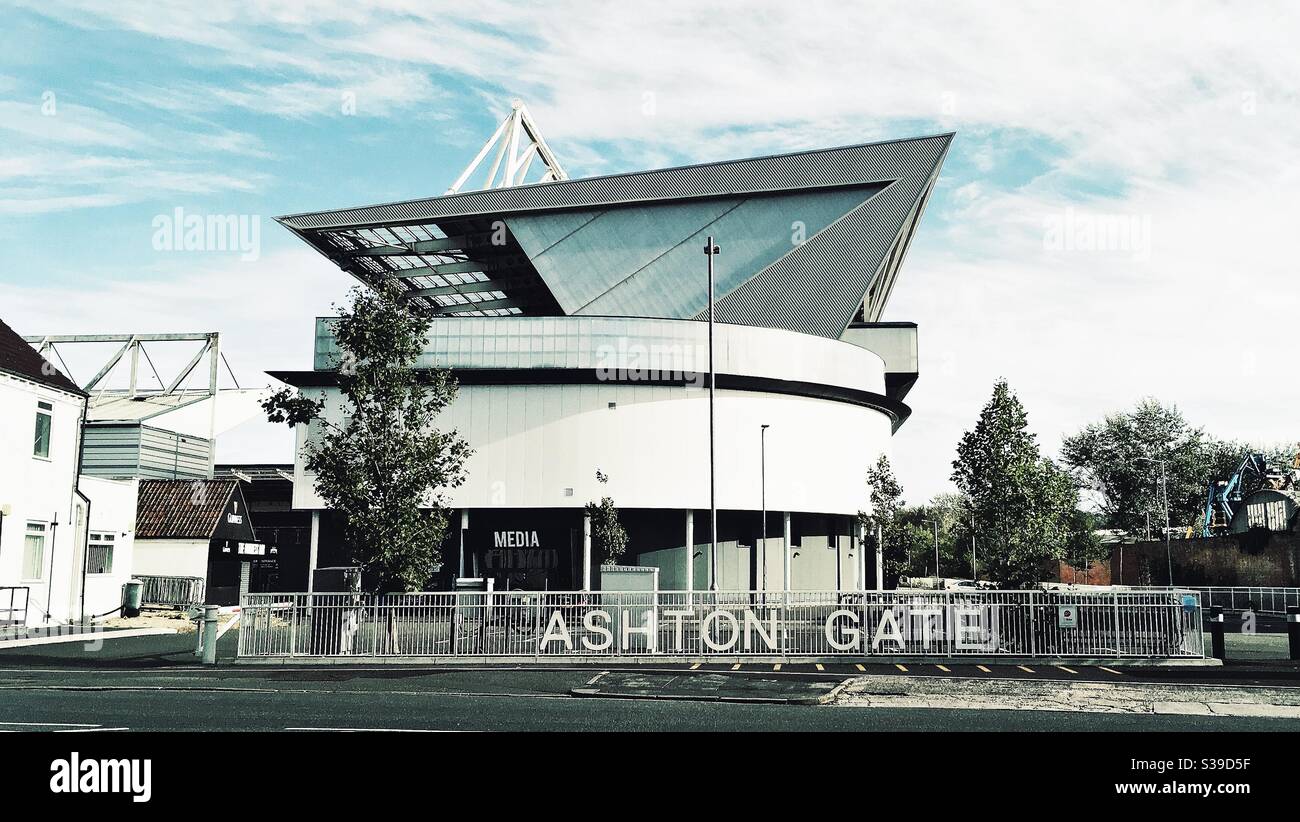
[0,720,100,727]
[286,727,465,733]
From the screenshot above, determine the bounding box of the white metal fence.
[238,589,1204,660]
[0,586,29,628]
[1180,587,1300,615]
[137,575,206,608]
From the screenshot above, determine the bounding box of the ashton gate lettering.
[536,604,1001,654]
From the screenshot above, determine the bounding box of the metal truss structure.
[446,100,568,194]
[22,332,232,403]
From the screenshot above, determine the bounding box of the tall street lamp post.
[760,424,770,594]
[704,236,720,592]
[1135,456,1173,585]
[923,518,939,578]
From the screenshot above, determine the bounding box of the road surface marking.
[855,664,866,672]
[1098,666,1124,676]
[1056,665,1078,675]
[286,727,461,733]
[690,663,701,670]
[976,665,992,673]
[815,663,825,671]
[936,664,951,672]
[773,663,781,671]
[0,721,99,728]
[895,664,908,672]
[731,663,741,671]
[1018,665,1035,673]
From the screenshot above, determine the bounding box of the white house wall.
[0,371,85,626]
[78,476,138,620]
[132,539,209,579]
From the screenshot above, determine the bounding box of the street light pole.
[970,514,976,579]
[923,518,939,578]
[1135,456,1174,586]
[705,236,720,592]
[933,519,940,578]
[760,424,769,594]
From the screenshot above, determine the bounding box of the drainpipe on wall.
[73,399,91,626]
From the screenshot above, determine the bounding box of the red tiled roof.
[135,479,240,539]
[0,317,85,396]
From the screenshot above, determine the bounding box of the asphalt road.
[5,627,1300,731]
[6,672,1299,732]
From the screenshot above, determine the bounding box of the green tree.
[898,492,978,579]
[859,455,911,585]
[263,284,471,593]
[586,469,628,565]
[952,379,1092,588]
[1058,399,1285,538]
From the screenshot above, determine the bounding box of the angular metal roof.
[277,133,953,337]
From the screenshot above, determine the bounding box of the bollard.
[201,605,219,665]
[1289,606,1300,660]
[1209,605,1225,661]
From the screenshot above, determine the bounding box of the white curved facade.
[292,316,896,517]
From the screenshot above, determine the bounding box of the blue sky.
[3,1,1297,503]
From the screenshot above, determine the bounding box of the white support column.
[684,509,694,595]
[458,510,468,578]
[858,521,868,591]
[782,512,792,593]
[307,510,320,596]
[582,513,592,592]
[875,523,884,591]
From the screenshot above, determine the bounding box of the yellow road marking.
[1056,665,1078,675]
[936,664,951,672]
[1017,665,1035,673]
[855,664,866,672]
[895,664,908,672]
[1098,666,1124,676]
[815,663,825,671]
[731,663,741,671]
[690,663,701,670]
[976,665,991,673]
[773,663,781,671]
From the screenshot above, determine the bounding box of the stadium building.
[272,105,952,593]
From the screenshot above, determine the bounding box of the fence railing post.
[1112,592,1121,656]
[533,594,542,661]
[1029,591,1037,658]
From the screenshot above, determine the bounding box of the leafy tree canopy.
[263,284,471,593]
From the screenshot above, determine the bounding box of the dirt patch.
[834,674,1300,718]
[99,611,238,634]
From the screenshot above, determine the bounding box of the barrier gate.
[238,589,1205,660]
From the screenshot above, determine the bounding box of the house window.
[22,522,46,581]
[33,401,52,458]
[87,532,115,575]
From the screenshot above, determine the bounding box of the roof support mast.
[445,100,568,194]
